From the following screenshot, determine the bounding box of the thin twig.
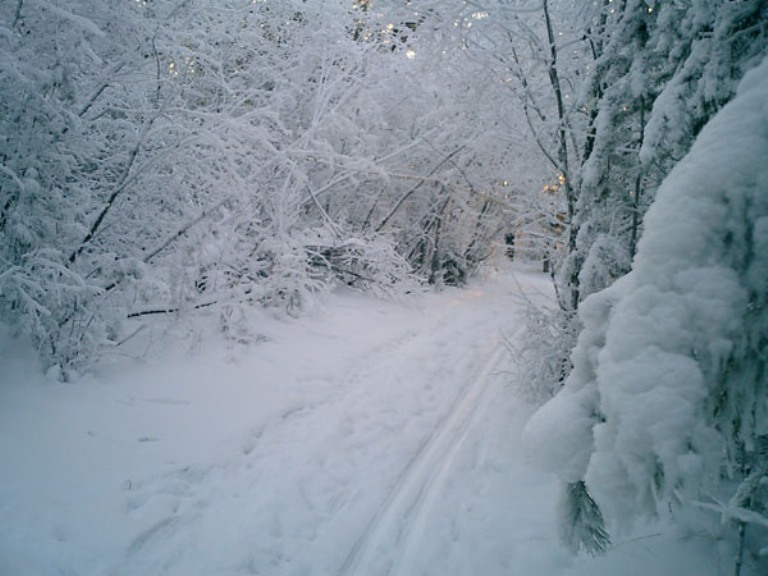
[69,114,159,264]
[375,146,464,233]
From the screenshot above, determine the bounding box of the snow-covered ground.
[0,262,729,575]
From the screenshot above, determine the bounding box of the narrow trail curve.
[337,341,510,576]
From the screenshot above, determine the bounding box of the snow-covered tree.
[524,56,768,573]
[566,0,768,308]
[496,0,768,397]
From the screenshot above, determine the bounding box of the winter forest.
[1,0,768,574]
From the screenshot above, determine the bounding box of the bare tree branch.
[375,146,464,233]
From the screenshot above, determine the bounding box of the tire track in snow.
[337,342,509,576]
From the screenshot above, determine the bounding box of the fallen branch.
[126,299,218,319]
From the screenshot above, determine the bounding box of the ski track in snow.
[337,342,509,576]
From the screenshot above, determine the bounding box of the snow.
[520,386,598,484]
[0,262,737,575]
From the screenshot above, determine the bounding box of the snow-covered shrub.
[1,0,593,376]
[516,305,580,402]
[0,0,435,375]
[0,0,148,377]
[524,56,768,570]
[307,232,416,297]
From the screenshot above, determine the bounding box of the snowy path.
[337,344,508,576]
[108,267,554,576]
[0,264,726,575]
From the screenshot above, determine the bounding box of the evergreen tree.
[525,55,768,572]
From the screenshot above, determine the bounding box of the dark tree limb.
[375,146,464,233]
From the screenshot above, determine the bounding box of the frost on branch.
[559,480,611,556]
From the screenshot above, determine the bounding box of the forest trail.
[0,263,719,576]
[105,263,563,576]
